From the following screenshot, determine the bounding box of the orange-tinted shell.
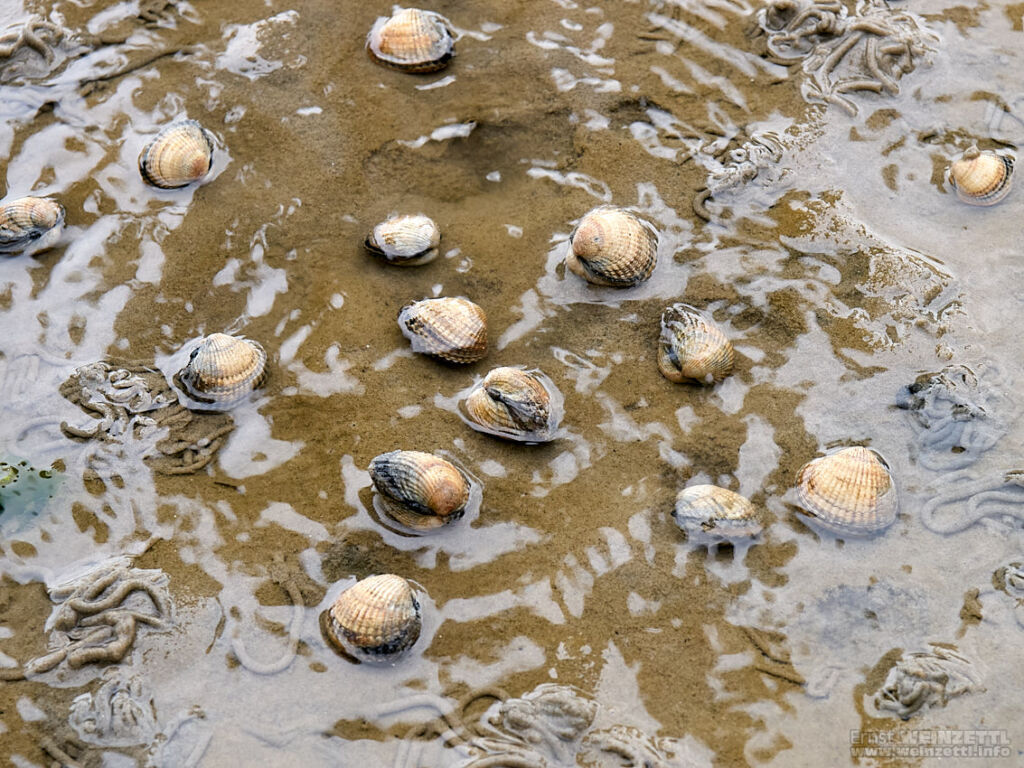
[178,333,267,406]
[658,303,735,384]
[567,206,658,287]
[398,297,487,363]
[366,8,455,73]
[947,146,1013,206]
[369,450,469,530]
[673,485,762,543]
[139,120,215,189]
[0,196,65,256]
[795,447,898,537]
[326,574,421,659]
[464,367,561,443]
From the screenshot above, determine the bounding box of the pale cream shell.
[947,147,1013,206]
[366,214,440,266]
[795,446,898,537]
[178,333,267,406]
[658,303,735,384]
[366,8,455,73]
[326,574,421,659]
[463,367,562,443]
[673,485,762,542]
[566,206,658,287]
[369,450,469,531]
[398,297,487,363]
[139,120,215,189]
[0,196,65,256]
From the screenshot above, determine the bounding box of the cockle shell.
[947,146,1013,206]
[398,297,487,363]
[566,206,658,287]
[795,446,898,537]
[463,367,562,443]
[0,196,65,256]
[365,214,440,266]
[177,333,267,407]
[369,450,470,531]
[325,574,422,661]
[366,8,455,73]
[673,485,763,543]
[658,303,735,384]
[138,120,215,189]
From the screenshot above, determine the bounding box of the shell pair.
[658,304,735,385]
[139,120,215,189]
[566,206,659,287]
[0,196,65,256]
[672,485,763,544]
[366,214,440,266]
[367,8,455,73]
[324,574,421,662]
[176,333,267,408]
[947,147,1013,206]
[463,367,562,443]
[794,446,898,537]
[369,450,470,531]
[399,297,487,363]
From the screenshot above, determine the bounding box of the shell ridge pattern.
[327,574,422,659]
[370,453,435,517]
[177,334,267,406]
[658,303,734,384]
[948,148,1014,206]
[398,297,487,363]
[0,197,65,254]
[796,447,897,535]
[139,120,215,189]
[367,8,455,73]
[486,385,548,432]
[567,206,658,287]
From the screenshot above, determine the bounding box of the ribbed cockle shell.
[326,574,422,660]
[795,446,898,537]
[947,146,1013,206]
[139,120,215,189]
[369,450,470,531]
[464,367,562,443]
[398,297,487,363]
[567,206,658,287]
[0,196,65,256]
[673,485,762,543]
[177,333,267,407]
[366,214,440,266]
[366,8,455,73]
[658,303,734,385]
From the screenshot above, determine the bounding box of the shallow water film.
[2,0,1023,765]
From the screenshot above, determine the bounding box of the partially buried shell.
[325,574,422,661]
[177,333,267,407]
[567,206,658,287]
[139,120,215,189]
[366,214,440,266]
[795,446,898,537]
[369,450,470,531]
[658,303,734,384]
[947,146,1013,206]
[366,8,455,73]
[0,196,65,256]
[398,297,487,363]
[464,367,562,443]
[673,485,763,544]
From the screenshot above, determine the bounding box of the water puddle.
[1,0,1022,766]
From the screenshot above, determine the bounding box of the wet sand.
[1,0,1023,766]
